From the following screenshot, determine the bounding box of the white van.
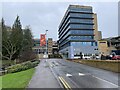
[74,54,91,59]
[82,54,91,59]
[74,54,100,60]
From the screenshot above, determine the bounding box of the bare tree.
[2,39,20,61]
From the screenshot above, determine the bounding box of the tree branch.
[2,55,10,60]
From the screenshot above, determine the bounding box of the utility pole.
[45,30,48,58]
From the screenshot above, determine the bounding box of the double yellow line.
[58,77,72,90]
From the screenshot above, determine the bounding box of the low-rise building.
[48,38,53,55]
[110,36,120,50]
[33,38,59,58]
[98,36,119,55]
[98,40,110,55]
[33,39,46,58]
[52,41,59,54]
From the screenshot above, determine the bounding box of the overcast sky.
[1,0,119,41]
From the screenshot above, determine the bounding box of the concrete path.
[27,59,61,88]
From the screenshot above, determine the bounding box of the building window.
[71,42,95,46]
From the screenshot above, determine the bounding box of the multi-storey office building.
[93,13,102,41]
[58,5,98,59]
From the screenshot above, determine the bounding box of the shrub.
[48,54,62,58]
[2,60,15,68]
[7,60,40,73]
[32,61,39,66]
[7,64,22,73]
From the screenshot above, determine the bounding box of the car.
[74,56,80,59]
[112,55,120,60]
[96,56,100,59]
[83,56,90,60]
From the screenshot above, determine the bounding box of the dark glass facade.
[58,5,98,59]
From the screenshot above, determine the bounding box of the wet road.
[47,59,119,88]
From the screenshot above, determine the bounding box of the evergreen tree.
[2,16,23,61]
[2,18,9,60]
[22,26,33,50]
[2,18,7,40]
[2,16,36,62]
[20,26,36,61]
[2,18,8,43]
[10,15,23,59]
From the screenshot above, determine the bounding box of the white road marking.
[77,72,118,87]
[66,73,72,77]
[55,62,59,66]
[79,73,85,76]
[92,75,119,87]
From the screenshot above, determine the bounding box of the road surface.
[47,59,119,89]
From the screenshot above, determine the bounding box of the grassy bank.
[2,68,35,89]
[0,76,2,90]
[68,59,120,73]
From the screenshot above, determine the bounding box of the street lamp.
[45,30,48,58]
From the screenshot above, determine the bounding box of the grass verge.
[0,76,2,90]
[1,68,35,89]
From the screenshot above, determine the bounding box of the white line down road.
[78,73,85,76]
[66,73,72,77]
[92,75,119,88]
[47,59,119,88]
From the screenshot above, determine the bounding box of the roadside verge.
[67,59,120,73]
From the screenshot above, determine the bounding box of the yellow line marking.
[58,77,68,89]
[58,76,72,90]
[61,77,72,89]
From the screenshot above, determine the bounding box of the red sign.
[40,34,46,46]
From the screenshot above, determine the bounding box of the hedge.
[48,54,62,58]
[6,60,40,73]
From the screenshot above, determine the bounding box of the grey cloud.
[2,2,118,40]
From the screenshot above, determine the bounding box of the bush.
[7,60,40,73]
[32,60,40,66]
[48,54,62,58]
[19,50,38,62]
[2,60,15,68]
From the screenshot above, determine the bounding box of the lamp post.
[45,30,48,58]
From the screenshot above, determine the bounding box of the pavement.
[28,58,119,89]
[27,59,61,88]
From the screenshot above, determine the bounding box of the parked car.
[112,55,120,60]
[96,55,100,59]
